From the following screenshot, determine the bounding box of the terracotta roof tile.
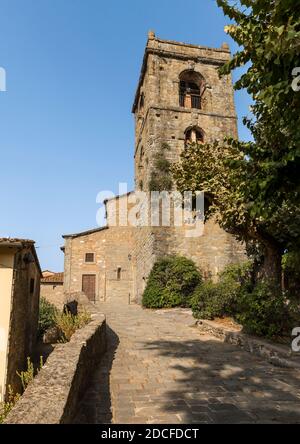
[0,238,35,245]
[41,272,64,284]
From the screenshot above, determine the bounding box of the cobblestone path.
[74,301,300,424]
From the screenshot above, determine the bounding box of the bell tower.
[132,31,238,193]
[132,32,244,303]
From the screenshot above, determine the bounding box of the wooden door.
[82,274,96,302]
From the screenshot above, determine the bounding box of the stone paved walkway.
[74,301,300,424]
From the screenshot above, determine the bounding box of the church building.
[62,32,245,304]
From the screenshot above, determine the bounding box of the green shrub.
[0,357,43,423]
[0,387,20,424]
[190,261,299,339]
[55,310,91,343]
[16,356,43,392]
[191,281,236,320]
[191,262,252,320]
[235,282,294,338]
[142,256,202,309]
[38,298,58,338]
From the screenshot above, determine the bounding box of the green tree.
[174,0,300,287]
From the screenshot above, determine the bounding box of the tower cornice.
[132,35,231,113]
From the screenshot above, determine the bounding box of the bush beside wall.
[142,256,202,309]
[191,262,299,339]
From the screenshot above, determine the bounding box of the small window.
[30,278,35,295]
[117,267,122,281]
[85,253,95,263]
[185,127,204,147]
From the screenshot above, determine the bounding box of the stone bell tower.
[132,32,244,302]
[132,31,238,193]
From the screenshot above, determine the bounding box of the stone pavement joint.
[74,301,300,424]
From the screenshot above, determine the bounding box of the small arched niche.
[179,70,205,110]
[184,126,204,147]
[139,93,145,112]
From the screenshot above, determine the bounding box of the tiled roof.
[0,238,42,276]
[62,226,108,239]
[41,272,64,284]
[42,270,55,277]
[0,238,35,245]
[104,191,134,203]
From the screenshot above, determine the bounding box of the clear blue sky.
[0,0,252,271]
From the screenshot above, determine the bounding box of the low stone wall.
[197,319,300,369]
[4,305,106,424]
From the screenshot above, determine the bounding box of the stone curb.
[197,319,300,370]
[4,309,107,424]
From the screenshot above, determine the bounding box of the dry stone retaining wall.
[197,319,300,369]
[4,305,106,424]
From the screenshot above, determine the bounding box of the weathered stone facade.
[63,194,135,304]
[5,300,106,424]
[40,272,64,310]
[133,34,237,191]
[62,33,245,304]
[0,239,41,402]
[132,33,245,301]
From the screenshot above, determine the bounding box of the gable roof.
[0,238,42,276]
[41,272,64,284]
[0,238,35,247]
[62,226,108,240]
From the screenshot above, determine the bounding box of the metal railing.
[191,95,201,109]
[179,93,201,109]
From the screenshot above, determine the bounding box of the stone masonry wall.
[40,283,64,310]
[62,35,246,305]
[5,247,41,399]
[63,194,135,304]
[134,36,237,192]
[4,305,106,424]
[132,35,245,301]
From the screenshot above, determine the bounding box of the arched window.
[185,127,204,147]
[179,71,204,110]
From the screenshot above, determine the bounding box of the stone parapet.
[4,305,106,424]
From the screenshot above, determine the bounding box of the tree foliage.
[173,0,300,286]
[38,297,58,338]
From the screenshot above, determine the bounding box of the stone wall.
[197,319,300,369]
[62,34,247,305]
[63,194,136,304]
[132,212,245,303]
[5,246,41,399]
[131,34,245,302]
[4,305,106,424]
[134,35,237,192]
[40,283,64,310]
